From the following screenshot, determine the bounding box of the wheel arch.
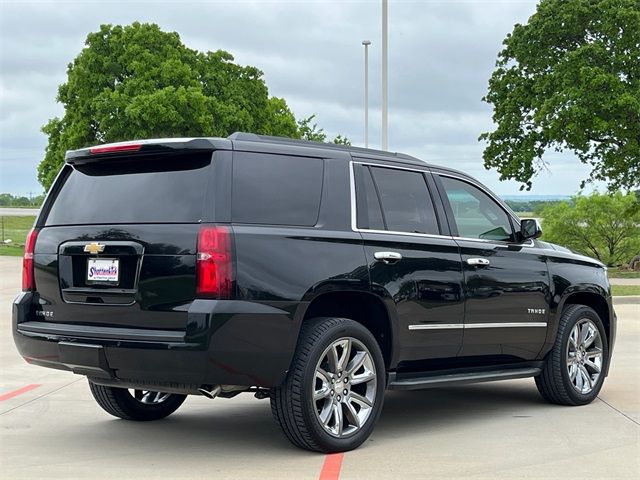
[559,290,611,348]
[298,290,395,369]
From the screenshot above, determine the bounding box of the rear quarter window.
[45,153,211,225]
[232,152,324,226]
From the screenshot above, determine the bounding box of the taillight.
[22,228,38,291]
[89,143,142,154]
[196,226,233,299]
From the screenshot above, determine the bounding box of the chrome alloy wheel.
[313,337,377,438]
[566,319,604,394]
[129,389,172,405]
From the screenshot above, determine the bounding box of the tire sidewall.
[114,388,186,420]
[559,306,609,405]
[300,319,386,452]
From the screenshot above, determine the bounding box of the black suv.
[13,133,616,452]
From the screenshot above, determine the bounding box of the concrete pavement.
[1,257,638,479]
[0,208,40,217]
[610,278,640,286]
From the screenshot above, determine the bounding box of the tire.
[88,380,187,421]
[535,305,609,406]
[271,317,386,453]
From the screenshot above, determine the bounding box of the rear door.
[353,161,465,364]
[33,150,217,331]
[434,173,550,360]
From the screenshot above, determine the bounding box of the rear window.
[232,152,324,226]
[45,153,211,225]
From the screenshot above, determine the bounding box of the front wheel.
[88,381,186,421]
[271,317,385,452]
[535,305,609,406]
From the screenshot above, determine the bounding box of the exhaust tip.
[198,385,221,399]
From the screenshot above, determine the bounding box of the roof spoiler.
[65,137,230,164]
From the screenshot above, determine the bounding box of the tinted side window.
[439,176,514,242]
[354,166,385,230]
[370,166,439,234]
[232,152,323,226]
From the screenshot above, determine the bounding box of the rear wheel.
[535,305,609,406]
[88,380,186,421]
[271,317,385,452]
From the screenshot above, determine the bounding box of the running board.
[387,367,541,390]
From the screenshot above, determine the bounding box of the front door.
[353,162,465,363]
[435,174,550,360]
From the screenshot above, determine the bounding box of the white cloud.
[0,0,600,195]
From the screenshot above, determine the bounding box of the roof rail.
[227,132,426,165]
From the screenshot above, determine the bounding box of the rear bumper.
[13,293,299,391]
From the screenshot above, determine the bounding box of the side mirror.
[520,218,542,240]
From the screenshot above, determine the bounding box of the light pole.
[362,40,371,148]
[381,0,388,150]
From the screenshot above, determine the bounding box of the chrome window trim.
[408,322,547,331]
[453,236,535,247]
[351,158,432,174]
[349,161,535,248]
[356,228,452,240]
[349,160,358,231]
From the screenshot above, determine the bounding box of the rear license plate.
[87,258,119,283]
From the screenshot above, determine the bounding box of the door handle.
[466,257,490,267]
[374,251,403,264]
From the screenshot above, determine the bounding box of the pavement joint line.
[319,452,344,480]
[0,384,41,402]
[0,378,82,416]
[597,396,640,426]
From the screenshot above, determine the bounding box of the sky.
[0,0,604,197]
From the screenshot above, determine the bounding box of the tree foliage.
[480,0,640,191]
[38,23,348,190]
[504,199,568,214]
[0,193,45,207]
[296,115,352,145]
[541,192,640,266]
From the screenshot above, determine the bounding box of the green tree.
[332,134,352,146]
[296,115,351,145]
[541,192,640,266]
[0,193,44,207]
[263,97,300,138]
[0,194,13,206]
[38,23,347,190]
[480,0,640,191]
[297,115,327,142]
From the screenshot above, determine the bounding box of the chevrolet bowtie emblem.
[84,242,105,254]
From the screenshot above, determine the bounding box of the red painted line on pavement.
[0,384,41,402]
[319,453,344,480]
